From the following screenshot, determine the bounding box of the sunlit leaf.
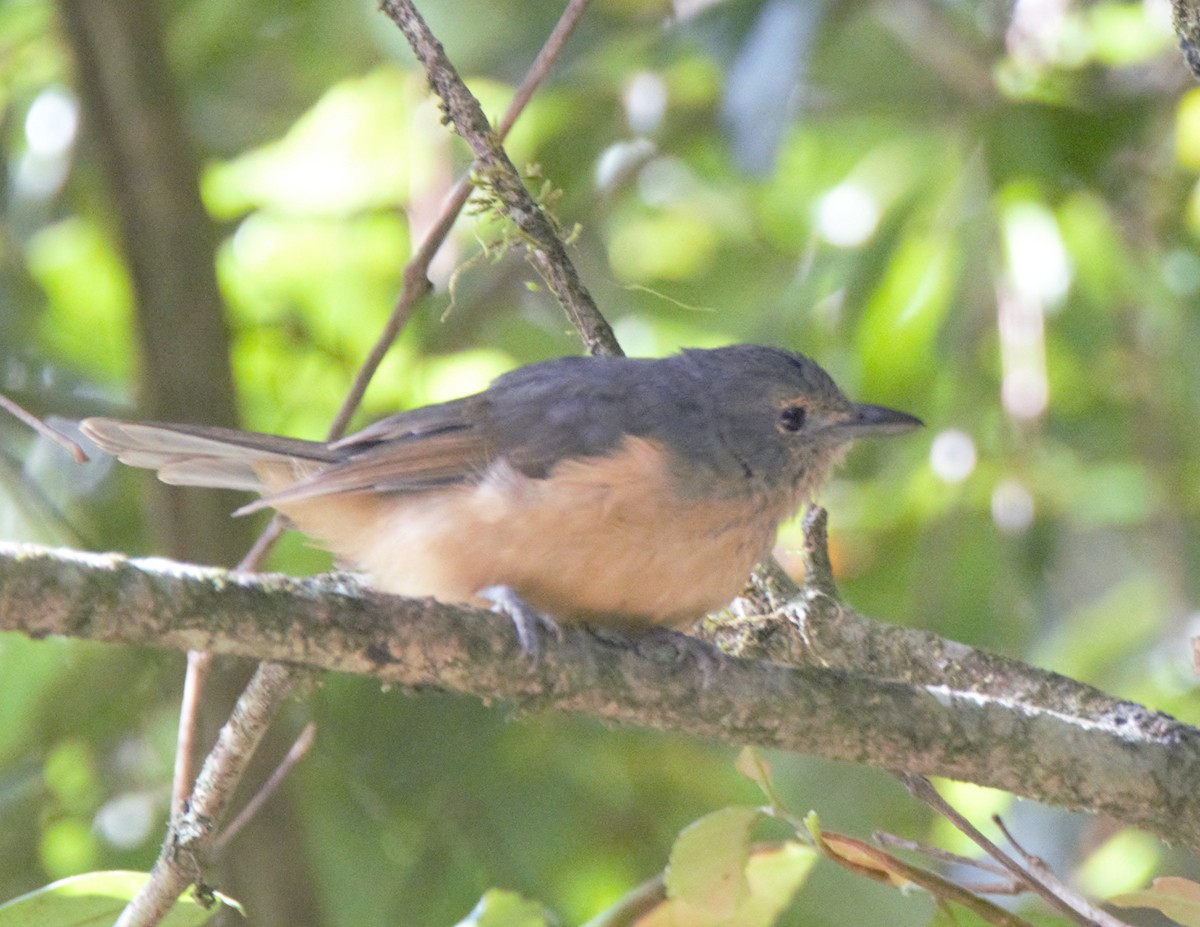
[856,230,956,392]
[608,209,723,282]
[453,889,552,927]
[26,218,134,382]
[203,68,418,218]
[0,872,217,927]
[639,843,815,927]
[666,806,763,915]
[1086,2,1172,66]
[734,748,779,809]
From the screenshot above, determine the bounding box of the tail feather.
[80,417,338,493]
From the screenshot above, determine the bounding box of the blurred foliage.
[2,0,1200,924]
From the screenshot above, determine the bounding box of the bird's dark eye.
[778,405,807,432]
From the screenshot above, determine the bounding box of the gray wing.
[85,354,702,510]
[258,358,662,504]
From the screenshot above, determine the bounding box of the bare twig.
[213,722,317,855]
[0,393,89,462]
[801,503,839,600]
[170,517,287,813]
[378,0,622,358]
[114,663,314,927]
[991,815,1129,927]
[170,650,213,816]
[873,831,1012,878]
[813,829,1037,927]
[329,0,600,441]
[901,776,1132,927]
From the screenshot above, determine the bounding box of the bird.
[81,345,921,638]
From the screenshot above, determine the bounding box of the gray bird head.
[669,345,922,501]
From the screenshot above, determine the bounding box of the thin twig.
[170,517,288,812]
[0,393,89,462]
[213,722,317,855]
[901,776,1122,927]
[170,650,213,816]
[237,517,287,572]
[949,879,1030,897]
[991,815,1131,927]
[873,830,1012,877]
[496,0,590,139]
[801,504,839,600]
[327,0,599,440]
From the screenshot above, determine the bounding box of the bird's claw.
[477,585,563,660]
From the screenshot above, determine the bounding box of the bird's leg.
[476,585,564,659]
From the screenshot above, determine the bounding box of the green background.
[1,0,1199,923]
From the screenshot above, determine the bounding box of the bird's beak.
[832,403,924,437]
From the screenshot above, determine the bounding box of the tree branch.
[112,661,313,927]
[5,539,1200,851]
[330,0,599,439]
[1173,0,1200,78]
[378,0,622,358]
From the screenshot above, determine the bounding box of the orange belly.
[265,436,790,629]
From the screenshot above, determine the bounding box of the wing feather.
[246,426,493,512]
[244,396,495,512]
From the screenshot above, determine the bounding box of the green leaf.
[453,889,553,927]
[666,806,764,915]
[0,871,220,927]
[734,748,781,810]
[740,843,817,922]
[1110,877,1200,927]
[639,842,816,927]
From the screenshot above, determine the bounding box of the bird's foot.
[477,585,563,660]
